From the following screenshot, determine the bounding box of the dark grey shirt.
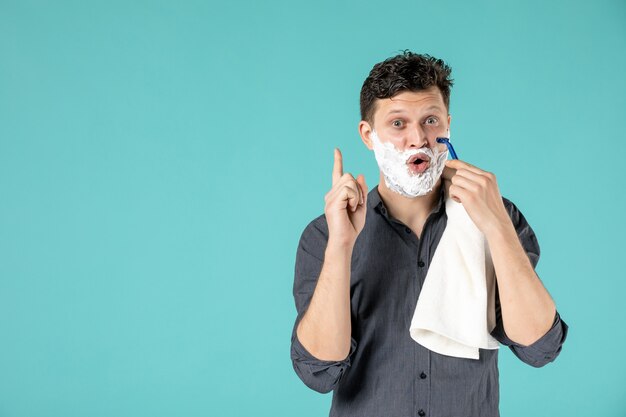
[290,184,569,417]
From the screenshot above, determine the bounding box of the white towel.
[409,182,500,359]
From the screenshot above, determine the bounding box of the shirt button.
[418,261,425,267]
[405,227,412,234]
[418,410,426,416]
[420,372,427,379]
[381,207,387,214]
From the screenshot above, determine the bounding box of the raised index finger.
[332,148,343,185]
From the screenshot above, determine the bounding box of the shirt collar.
[368,182,447,219]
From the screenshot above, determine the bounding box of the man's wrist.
[326,238,355,256]
[483,213,516,243]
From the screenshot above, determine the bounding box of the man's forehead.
[379,99,447,114]
[378,89,446,112]
[385,104,446,112]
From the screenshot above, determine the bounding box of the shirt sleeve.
[290,216,358,394]
[489,198,570,368]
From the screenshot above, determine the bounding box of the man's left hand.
[442,159,512,236]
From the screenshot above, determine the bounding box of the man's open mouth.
[407,154,431,164]
[407,154,431,174]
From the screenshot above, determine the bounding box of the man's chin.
[379,170,442,198]
[412,176,444,198]
[402,181,438,198]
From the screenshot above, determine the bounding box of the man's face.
[364,86,451,154]
[358,86,452,197]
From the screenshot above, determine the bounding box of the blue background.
[1,0,625,416]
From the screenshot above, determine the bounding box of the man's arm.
[290,148,366,393]
[290,217,358,393]
[491,289,568,367]
[486,199,557,346]
[443,159,568,366]
[296,236,354,361]
[489,198,569,367]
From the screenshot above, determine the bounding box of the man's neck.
[377,172,443,228]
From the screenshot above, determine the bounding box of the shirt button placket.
[417,368,429,416]
[415,336,430,416]
[415,226,430,417]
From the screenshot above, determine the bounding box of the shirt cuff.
[292,331,357,377]
[290,329,358,393]
[507,310,569,367]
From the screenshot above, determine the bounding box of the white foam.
[371,130,448,198]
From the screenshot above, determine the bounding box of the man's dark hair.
[360,50,454,125]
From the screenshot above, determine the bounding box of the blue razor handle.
[436,137,458,160]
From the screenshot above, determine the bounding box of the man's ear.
[358,120,374,150]
[447,114,452,133]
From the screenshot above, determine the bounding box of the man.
[290,51,568,417]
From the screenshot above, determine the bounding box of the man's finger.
[332,148,343,185]
[453,167,487,185]
[445,159,484,176]
[356,174,368,205]
[328,176,360,205]
[336,185,359,212]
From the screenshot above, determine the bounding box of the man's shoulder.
[299,213,329,242]
[500,195,530,228]
[501,195,517,211]
[499,195,541,264]
[295,214,330,265]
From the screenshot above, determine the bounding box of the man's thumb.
[357,174,368,201]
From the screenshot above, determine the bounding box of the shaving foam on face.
[371,130,448,198]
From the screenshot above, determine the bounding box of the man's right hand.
[324,148,368,248]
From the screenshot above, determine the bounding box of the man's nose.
[405,126,429,149]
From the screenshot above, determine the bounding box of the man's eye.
[392,120,403,127]
[425,117,438,125]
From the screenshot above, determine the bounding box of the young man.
[290,51,568,417]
